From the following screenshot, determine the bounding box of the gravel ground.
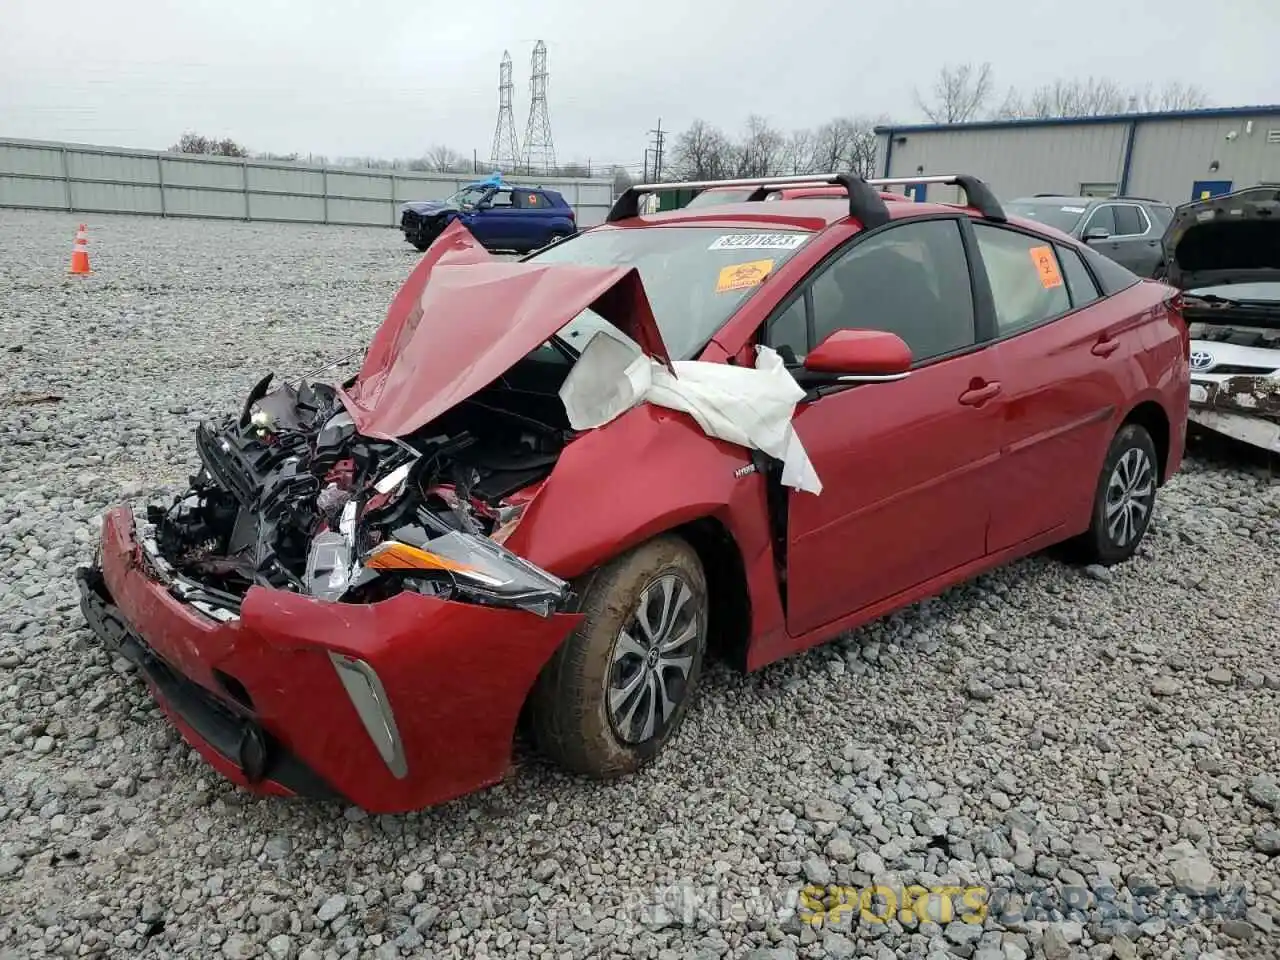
[1,209,1278,960]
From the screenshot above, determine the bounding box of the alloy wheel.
[606,573,701,745]
[1105,447,1155,548]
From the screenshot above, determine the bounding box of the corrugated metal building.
[875,105,1280,206]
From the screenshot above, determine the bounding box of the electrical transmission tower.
[489,50,521,171]
[522,40,557,175]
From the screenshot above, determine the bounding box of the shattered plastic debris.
[559,333,823,495]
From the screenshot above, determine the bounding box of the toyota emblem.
[1189,350,1214,371]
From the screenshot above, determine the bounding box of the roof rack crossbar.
[606,172,893,229]
[864,175,1006,221]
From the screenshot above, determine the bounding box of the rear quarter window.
[1079,244,1140,295]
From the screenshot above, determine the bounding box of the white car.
[1161,188,1280,454]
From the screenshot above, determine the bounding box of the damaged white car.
[1162,186,1280,454]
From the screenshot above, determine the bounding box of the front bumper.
[78,505,580,813]
[400,211,447,246]
[1189,376,1280,453]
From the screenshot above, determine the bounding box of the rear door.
[510,189,551,248]
[968,224,1134,551]
[1084,203,1161,276]
[763,217,1006,637]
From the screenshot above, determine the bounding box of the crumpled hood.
[339,220,672,439]
[401,200,455,216]
[1162,186,1280,290]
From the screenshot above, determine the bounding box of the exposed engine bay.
[147,358,575,617]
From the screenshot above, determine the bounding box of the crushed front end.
[399,205,451,251]
[77,373,582,813]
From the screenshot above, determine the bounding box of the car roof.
[1018,194,1169,207]
[605,196,986,232]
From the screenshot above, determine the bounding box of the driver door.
[766,218,1005,638]
[470,188,516,249]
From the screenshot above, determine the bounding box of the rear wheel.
[527,536,708,777]
[1069,423,1159,565]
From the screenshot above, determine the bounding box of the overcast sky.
[4,0,1277,170]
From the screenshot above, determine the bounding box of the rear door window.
[1113,205,1147,236]
[972,224,1072,335]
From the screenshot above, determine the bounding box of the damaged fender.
[500,403,790,650]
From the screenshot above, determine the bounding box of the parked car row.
[80,171,1272,815]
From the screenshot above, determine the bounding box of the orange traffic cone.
[69,224,90,275]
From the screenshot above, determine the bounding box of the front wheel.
[527,536,708,778]
[1069,423,1159,565]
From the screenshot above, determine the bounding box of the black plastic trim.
[75,566,344,802]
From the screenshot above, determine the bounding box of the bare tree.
[670,119,735,180]
[419,144,469,173]
[169,132,249,157]
[779,130,816,175]
[809,119,859,173]
[733,115,785,177]
[915,62,993,124]
[845,116,886,178]
[802,116,883,177]
[1134,81,1210,112]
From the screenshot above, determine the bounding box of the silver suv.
[1005,195,1175,278]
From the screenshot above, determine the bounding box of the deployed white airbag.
[559,332,822,495]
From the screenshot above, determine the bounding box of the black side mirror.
[1083,226,1111,242]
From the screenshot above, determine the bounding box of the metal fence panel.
[391,177,460,203]
[0,143,63,177]
[249,192,326,221]
[0,175,65,208]
[70,181,163,215]
[248,165,324,196]
[161,156,245,190]
[0,137,616,228]
[327,197,391,225]
[162,186,247,219]
[328,171,392,201]
[67,151,157,185]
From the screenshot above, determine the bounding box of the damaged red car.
[77,173,1189,814]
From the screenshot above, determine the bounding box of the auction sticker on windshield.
[716,259,775,292]
[709,233,808,251]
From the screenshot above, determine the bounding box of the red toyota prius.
[77,173,1189,813]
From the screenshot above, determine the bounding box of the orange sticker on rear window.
[716,259,774,293]
[1029,245,1064,288]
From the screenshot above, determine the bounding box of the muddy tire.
[1068,423,1159,566]
[527,535,708,778]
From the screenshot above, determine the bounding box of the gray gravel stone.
[1254,828,1280,854]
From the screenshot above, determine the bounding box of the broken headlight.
[360,530,569,617]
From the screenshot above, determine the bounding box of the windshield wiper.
[1185,293,1243,307]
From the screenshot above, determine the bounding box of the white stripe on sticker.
[708,233,808,251]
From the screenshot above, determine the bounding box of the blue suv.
[399,175,577,253]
